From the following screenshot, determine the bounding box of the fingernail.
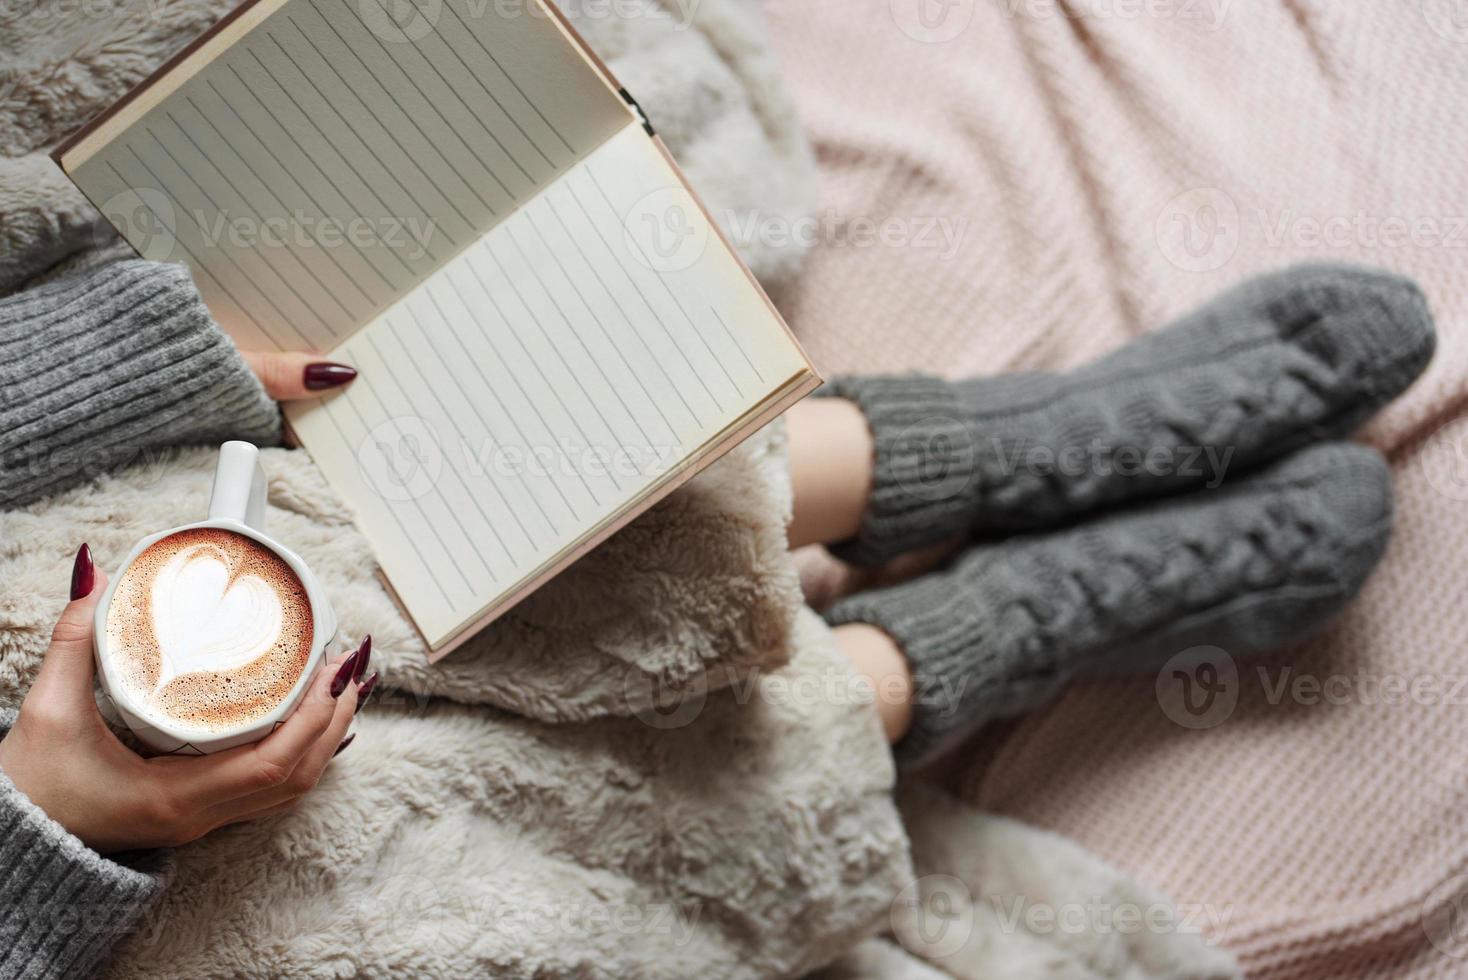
[353,635,372,682]
[355,672,378,715]
[333,733,356,758]
[331,648,363,698]
[70,544,95,601]
[303,362,357,391]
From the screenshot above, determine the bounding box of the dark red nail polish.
[70,544,94,601]
[333,733,356,758]
[353,635,372,682]
[355,672,378,715]
[303,362,357,391]
[331,648,363,698]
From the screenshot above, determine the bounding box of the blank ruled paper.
[286,125,809,644]
[62,0,816,650]
[69,0,629,349]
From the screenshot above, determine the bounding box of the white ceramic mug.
[92,442,339,755]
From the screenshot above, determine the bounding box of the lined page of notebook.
[286,124,810,646]
[67,0,630,350]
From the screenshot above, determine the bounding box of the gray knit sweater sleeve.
[0,259,282,510]
[0,710,170,979]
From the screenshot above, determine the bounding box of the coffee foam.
[104,528,314,734]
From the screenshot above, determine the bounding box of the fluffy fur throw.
[0,0,918,975]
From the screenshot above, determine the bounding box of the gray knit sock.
[0,259,281,509]
[824,441,1394,768]
[823,263,1433,565]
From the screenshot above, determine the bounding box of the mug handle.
[208,441,267,531]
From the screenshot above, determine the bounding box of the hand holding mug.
[0,546,367,854]
[97,442,345,754]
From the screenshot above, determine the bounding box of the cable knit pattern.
[819,265,1433,566]
[0,259,282,509]
[0,713,170,980]
[826,443,1394,768]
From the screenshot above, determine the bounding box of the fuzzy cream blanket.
[1,0,1237,976]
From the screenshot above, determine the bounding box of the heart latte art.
[105,529,314,732]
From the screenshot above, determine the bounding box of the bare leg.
[787,398,915,744]
[786,398,874,550]
[832,623,913,743]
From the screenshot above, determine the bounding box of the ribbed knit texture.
[819,265,1433,566]
[0,259,281,509]
[769,3,1468,972]
[0,711,170,980]
[827,442,1394,768]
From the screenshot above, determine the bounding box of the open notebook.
[54,0,819,656]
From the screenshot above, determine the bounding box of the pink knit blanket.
[765,2,1468,976]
